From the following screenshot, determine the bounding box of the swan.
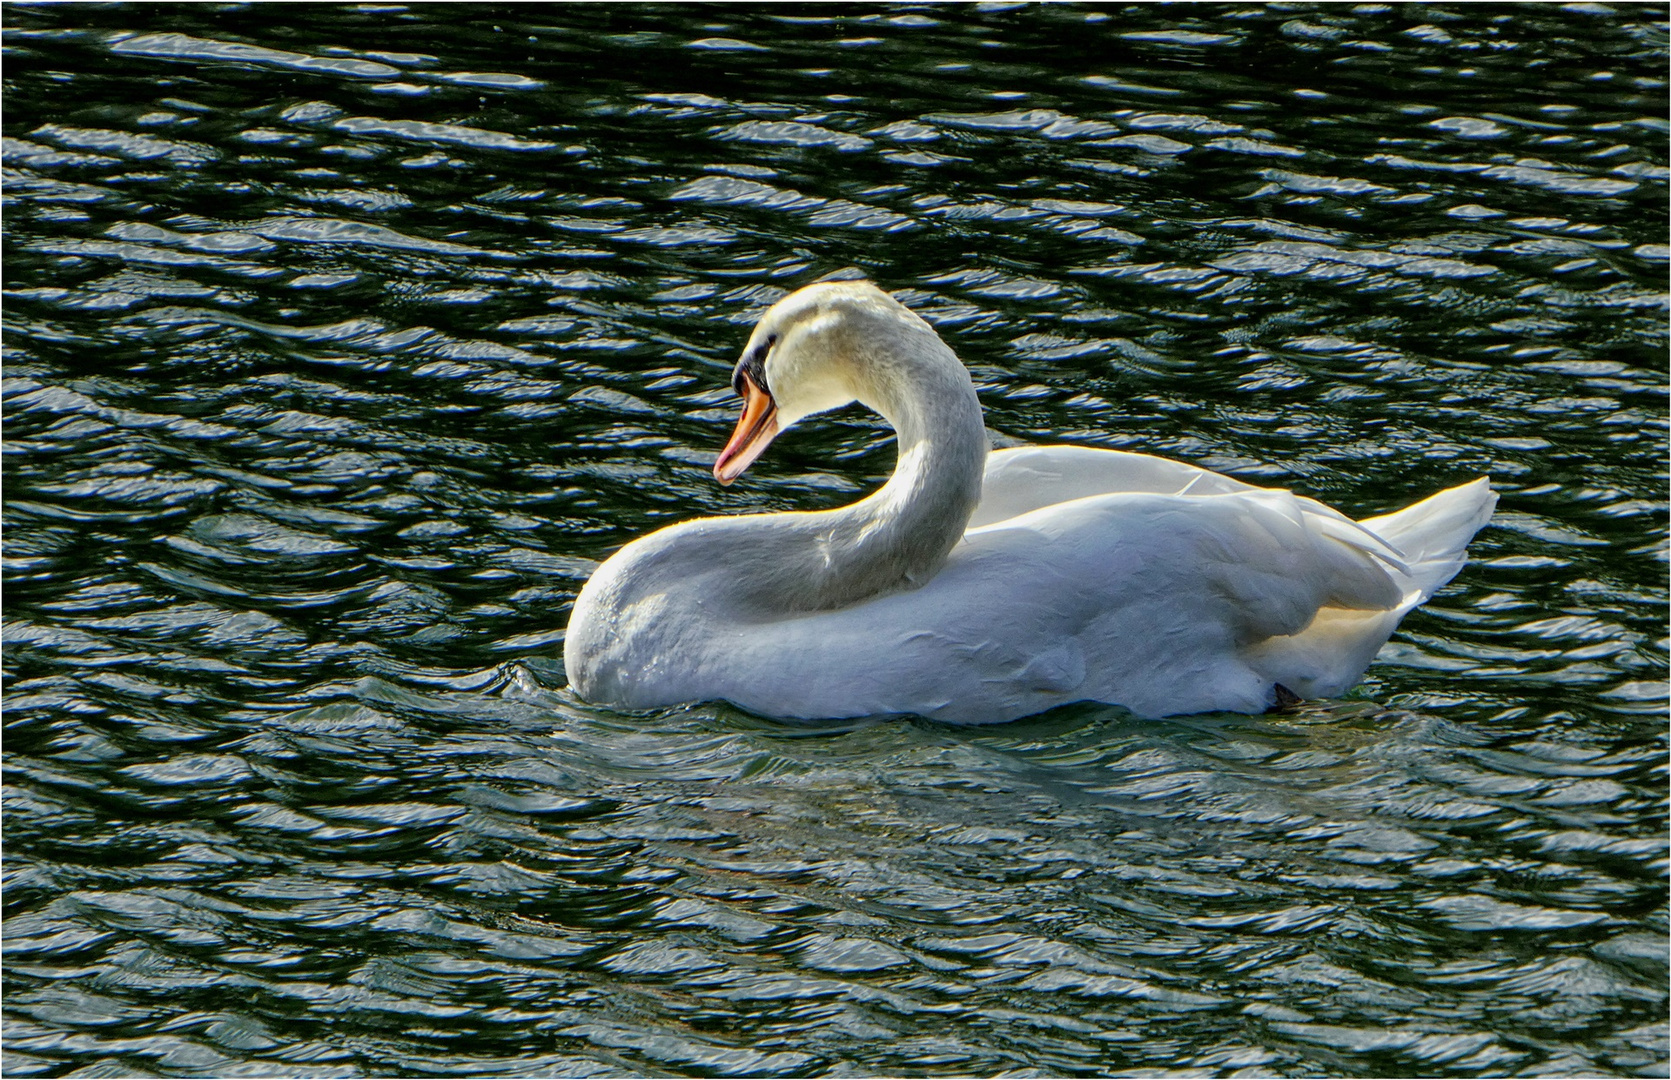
[564,280,1496,724]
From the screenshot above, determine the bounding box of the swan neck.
[797,333,987,610]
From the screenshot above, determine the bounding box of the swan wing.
[976,444,1408,572]
[973,445,1262,527]
[974,487,1404,641]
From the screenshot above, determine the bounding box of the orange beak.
[713,373,779,486]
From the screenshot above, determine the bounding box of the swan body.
[564,281,1495,724]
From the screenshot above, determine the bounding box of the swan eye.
[732,334,777,397]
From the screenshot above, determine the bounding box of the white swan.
[564,280,1496,724]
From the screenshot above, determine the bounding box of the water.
[3,3,1666,1076]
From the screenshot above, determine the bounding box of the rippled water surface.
[4,4,1667,1077]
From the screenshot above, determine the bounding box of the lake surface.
[3,4,1666,1076]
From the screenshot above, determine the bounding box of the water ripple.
[4,3,1665,1078]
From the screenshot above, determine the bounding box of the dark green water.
[3,4,1666,1076]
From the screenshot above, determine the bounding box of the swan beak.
[714,373,779,486]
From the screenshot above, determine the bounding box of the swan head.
[714,280,950,485]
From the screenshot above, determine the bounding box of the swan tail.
[1245,477,1495,700]
[1362,476,1498,605]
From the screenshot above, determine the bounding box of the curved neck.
[741,331,988,614]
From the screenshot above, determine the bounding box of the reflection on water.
[3,3,1666,1077]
